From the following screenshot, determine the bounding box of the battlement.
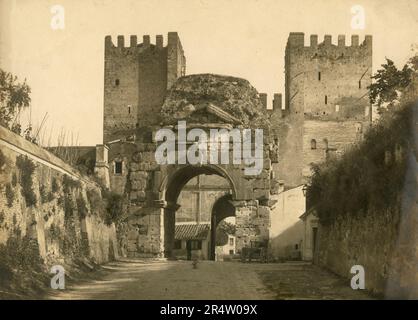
[287,32,372,49]
[259,93,284,112]
[103,31,186,142]
[273,94,282,110]
[259,93,267,108]
[105,34,172,49]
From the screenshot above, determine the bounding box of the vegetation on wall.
[86,188,124,225]
[41,185,47,202]
[16,155,37,207]
[308,55,418,223]
[308,105,411,223]
[62,175,81,194]
[103,191,124,226]
[0,232,46,290]
[48,223,61,239]
[51,177,59,193]
[11,172,17,187]
[76,195,88,219]
[0,149,5,171]
[86,188,104,215]
[63,193,75,220]
[5,183,14,207]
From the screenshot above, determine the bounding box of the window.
[323,138,329,149]
[335,104,340,112]
[311,139,317,150]
[115,79,120,86]
[359,80,361,89]
[190,240,202,250]
[325,95,328,105]
[229,238,234,246]
[128,105,131,114]
[318,72,321,81]
[229,249,234,255]
[114,161,123,174]
[295,244,299,250]
[174,240,182,250]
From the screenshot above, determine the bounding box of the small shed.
[173,223,211,260]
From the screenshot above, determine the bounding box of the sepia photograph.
[0,0,418,309]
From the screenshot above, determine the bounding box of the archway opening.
[163,165,236,259]
[210,194,236,261]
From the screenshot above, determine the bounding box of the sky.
[0,0,417,145]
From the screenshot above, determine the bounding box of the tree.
[368,57,416,112]
[0,69,31,134]
[215,220,236,246]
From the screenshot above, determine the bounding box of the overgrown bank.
[308,82,418,297]
[0,126,124,299]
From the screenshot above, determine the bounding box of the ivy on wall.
[16,155,37,207]
[308,103,412,224]
[103,191,124,226]
[76,195,88,219]
[5,183,14,207]
[0,150,5,172]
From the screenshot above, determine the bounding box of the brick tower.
[103,32,186,143]
[273,33,373,188]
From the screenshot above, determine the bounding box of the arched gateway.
[96,74,277,258]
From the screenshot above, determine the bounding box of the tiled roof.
[175,223,210,240]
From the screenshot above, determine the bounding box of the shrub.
[39,185,47,203]
[0,233,44,287]
[308,103,412,223]
[5,183,14,207]
[51,177,59,193]
[86,188,104,215]
[103,191,124,226]
[16,155,37,207]
[47,191,54,202]
[62,175,81,194]
[0,149,5,172]
[11,173,17,187]
[49,223,61,239]
[76,195,88,219]
[87,188,124,225]
[63,195,74,220]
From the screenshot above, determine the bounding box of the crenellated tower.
[103,32,186,143]
[275,33,373,188]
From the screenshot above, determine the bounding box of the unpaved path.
[46,259,372,300]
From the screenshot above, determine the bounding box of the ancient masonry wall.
[274,33,372,187]
[315,129,418,298]
[316,202,418,298]
[0,126,118,265]
[103,33,186,143]
[105,131,273,258]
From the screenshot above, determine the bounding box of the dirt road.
[46,259,372,300]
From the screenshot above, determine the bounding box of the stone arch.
[162,164,237,203]
[161,164,237,258]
